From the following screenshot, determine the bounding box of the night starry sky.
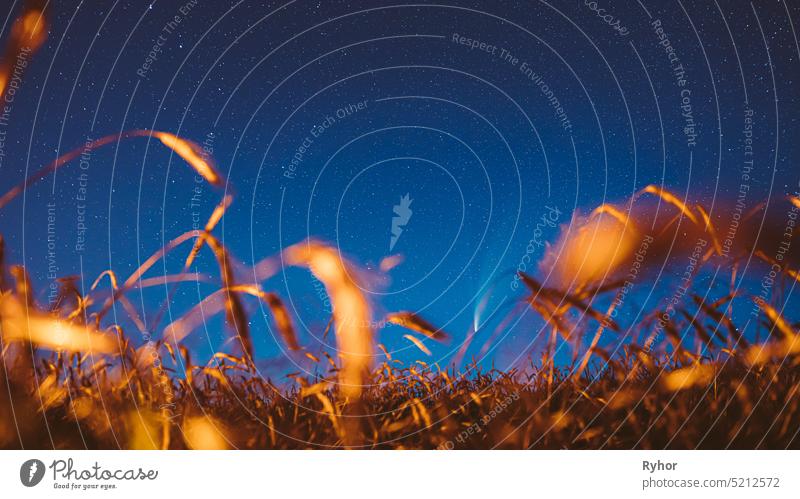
[1,0,798,375]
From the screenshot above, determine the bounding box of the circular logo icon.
[20,459,45,487]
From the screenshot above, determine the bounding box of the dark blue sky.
[1,0,798,376]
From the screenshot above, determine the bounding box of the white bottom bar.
[1,450,797,498]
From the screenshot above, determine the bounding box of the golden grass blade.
[153,132,222,187]
[37,372,66,410]
[0,295,116,354]
[379,254,404,272]
[540,212,638,290]
[253,256,280,281]
[745,335,800,365]
[210,351,242,366]
[754,250,800,284]
[300,381,332,398]
[185,235,251,356]
[590,203,630,227]
[695,204,723,256]
[132,273,212,289]
[528,296,574,341]
[184,195,232,269]
[126,410,161,450]
[0,130,223,210]
[17,8,47,50]
[412,398,432,427]
[451,327,474,369]
[202,367,231,389]
[230,286,295,351]
[744,344,771,366]
[662,363,715,391]
[679,309,719,345]
[112,294,146,334]
[386,311,449,341]
[0,4,47,102]
[0,134,119,209]
[96,229,251,355]
[91,270,119,291]
[9,265,33,307]
[0,236,5,290]
[150,195,234,333]
[403,334,432,356]
[98,231,199,319]
[226,285,300,351]
[605,388,642,410]
[573,300,618,382]
[183,416,229,450]
[284,240,373,399]
[517,273,621,333]
[757,300,795,340]
[163,284,298,353]
[640,185,699,225]
[315,392,342,436]
[693,295,747,347]
[263,293,299,351]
